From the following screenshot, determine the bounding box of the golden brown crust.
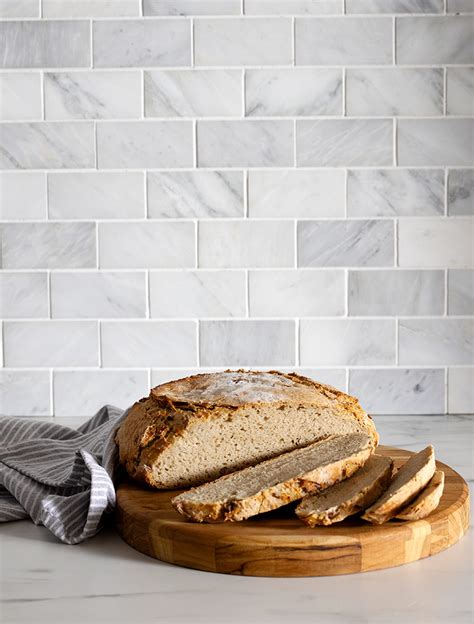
[395,470,445,521]
[116,370,378,488]
[172,445,372,523]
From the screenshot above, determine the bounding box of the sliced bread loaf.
[361,446,436,525]
[172,433,373,523]
[396,470,445,521]
[296,454,393,527]
[116,370,378,489]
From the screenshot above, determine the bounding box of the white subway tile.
[51,272,147,319]
[150,270,246,318]
[0,73,41,121]
[346,68,443,116]
[0,20,90,68]
[194,18,292,66]
[447,0,474,12]
[347,0,443,12]
[297,120,393,166]
[397,16,474,64]
[300,319,396,365]
[147,171,244,218]
[448,368,474,413]
[298,220,394,267]
[399,318,473,365]
[448,170,474,216]
[53,370,149,417]
[99,221,195,268]
[145,69,242,118]
[0,272,48,318]
[200,320,295,366]
[44,72,141,120]
[246,69,342,117]
[295,17,392,65]
[0,1,39,17]
[248,170,345,218]
[349,369,445,415]
[347,169,444,217]
[144,0,241,15]
[97,121,193,168]
[199,220,294,268]
[93,19,191,67]
[0,370,50,416]
[249,269,345,317]
[4,321,99,366]
[101,321,197,367]
[0,122,95,169]
[2,222,96,269]
[0,172,46,220]
[43,0,140,17]
[245,1,343,14]
[448,269,474,315]
[398,119,474,166]
[447,68,474,116]
[349,269,444,316]
[197,120,293,168]
[398,218,474,268]
[48,172,145,220]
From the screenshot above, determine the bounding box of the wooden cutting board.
[115,446,470,577]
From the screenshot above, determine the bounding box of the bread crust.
[172,443,372,523]
[296,455,393,527]
[116,370,378,489]
[395,470,445,521]
[361,446,436,525]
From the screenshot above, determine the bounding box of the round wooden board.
[115,446,470,577]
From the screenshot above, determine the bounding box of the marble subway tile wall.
[0,1,472,416]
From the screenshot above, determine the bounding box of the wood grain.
[115,446,470,577]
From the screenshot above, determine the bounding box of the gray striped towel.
[0,405,129,544]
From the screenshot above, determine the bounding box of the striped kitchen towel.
[0,405,129,544]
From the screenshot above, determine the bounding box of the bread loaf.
[116,370,378,489]
[395,470,445,521]
[172,433,373,523]
[296,454,393,526]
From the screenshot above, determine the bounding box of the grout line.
[241,0,244,15]
[39,0,42,18]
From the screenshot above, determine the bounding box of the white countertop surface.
[1,414,472,624]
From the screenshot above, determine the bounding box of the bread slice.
[361,446,436,525]
[296,454,393,527]
[116,370,378,489]
[172,433,373,523]
[395,470,445,521]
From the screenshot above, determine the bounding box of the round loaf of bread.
[116,370,378,489]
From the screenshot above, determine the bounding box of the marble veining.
[200,320,295,366]
[297,120,393,166]
[349,269,445,316]
[0,272,48,319]
[346,68,443,116]
[448,169,474,215]
[399,318,474,365]
[248,169,345,218]
[349,368,445,414]
[347,169,444,217]
[1,222,96,269]
[93,20,191,68]
[101,321,197,367]
[147,171,243,218]
[447,67,474,115]
[300,319,396,365]
[398,119,474,166]
[249,269,345,317]
[246,68,342,117]
[346,0,444,12]
[145,69,242,118]
[448,269,474,315]
[44,72,141,120]
[150,270,246,318]
[298,220,394,267]
[0,122,95,169]
[197,120,293,167]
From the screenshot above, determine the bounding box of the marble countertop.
[1,414,472,624]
